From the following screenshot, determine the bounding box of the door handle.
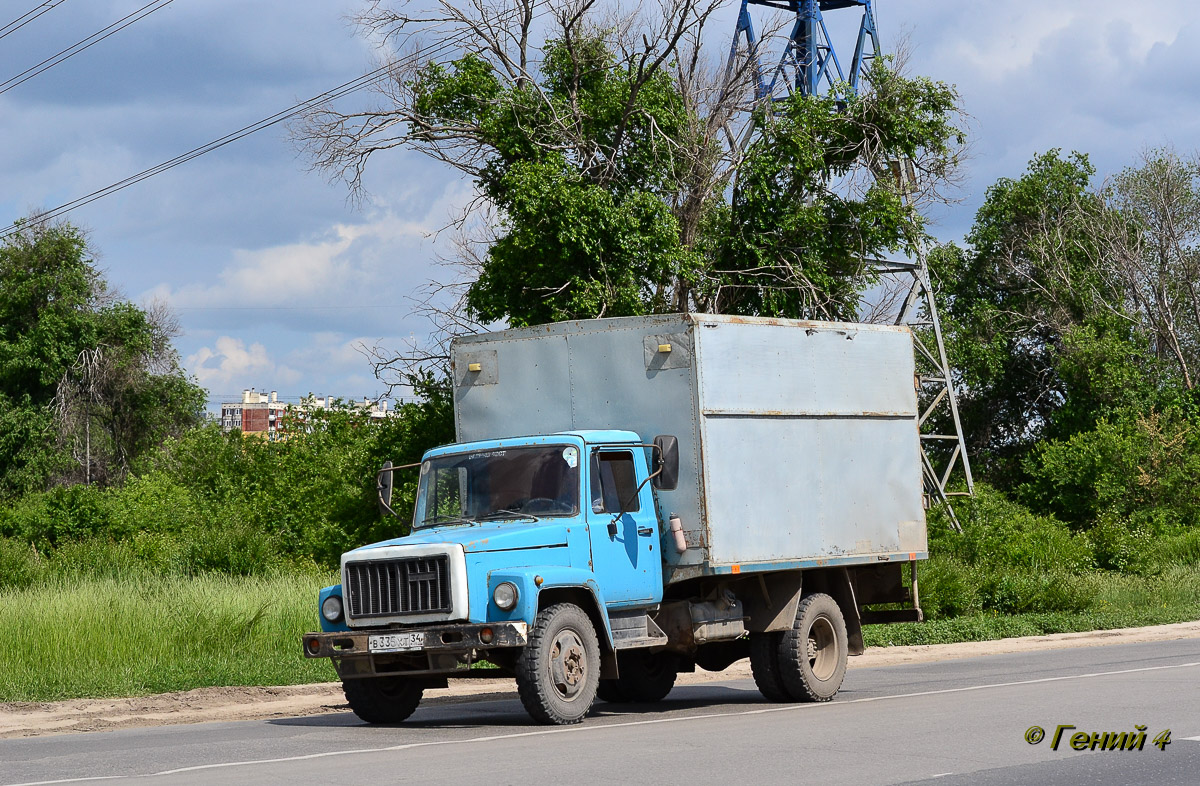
[637,527,653,536]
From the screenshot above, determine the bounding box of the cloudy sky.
[3,1,1197,411]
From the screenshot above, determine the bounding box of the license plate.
[368,632,426,652]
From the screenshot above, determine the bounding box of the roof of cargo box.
[451,313,910,346]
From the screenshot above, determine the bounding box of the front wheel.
[778,592,848,702]
[342,675,424,724]
[516,603,601,724]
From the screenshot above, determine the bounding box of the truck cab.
[304,430,678,724]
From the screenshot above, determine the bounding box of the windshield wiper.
[477,508,541,522]
[419,514,471,527]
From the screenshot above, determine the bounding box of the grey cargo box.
[450,314,927,583]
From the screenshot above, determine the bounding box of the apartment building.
[219,389,392,437]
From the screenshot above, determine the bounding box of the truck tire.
[516,603,600,724]
[616,651,677,703]
[749,632,791,702]
[777,592,848,702]
[342,676,424,724]
[596,678,628,703]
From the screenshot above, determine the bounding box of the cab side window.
[591,451,640,513]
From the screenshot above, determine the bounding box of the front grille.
[345,555,452,618]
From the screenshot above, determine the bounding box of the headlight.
[493,582,518,611]
[321,594,344,623]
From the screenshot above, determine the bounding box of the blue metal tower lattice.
[728,0,880,103]
[726,0,976,525]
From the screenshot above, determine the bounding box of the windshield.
[413,444,581,528]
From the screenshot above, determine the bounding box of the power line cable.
[0,0,70,42]
[0,13,525,240]
[0,62,394,240]
[0,0,173,96]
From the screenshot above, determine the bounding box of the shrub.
[106,474,204,535]
[178,522,283,577]
[917,555,982,619]
[930,484,1092,573]
[47,536,148,581]
[0,537,46,589]
[1087,513,1153,573]
[1151,528,1200,568]
[976,568,1095,614]
[1020,406,1200,531]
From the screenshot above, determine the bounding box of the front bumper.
[300,621,529,679]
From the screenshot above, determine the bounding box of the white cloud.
[156,175,473,319]
[186,336,300,391]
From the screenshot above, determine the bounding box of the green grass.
[865,566,1200,647]
[0,571,338,702]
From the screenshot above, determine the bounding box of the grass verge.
[0,571,338,703]
[866,566,1200,646]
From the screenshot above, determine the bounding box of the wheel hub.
[807,616,837,680]
[549,630,587,700]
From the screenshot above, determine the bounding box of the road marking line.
[1182,735,1200,741]
[4,779,124,786]
[6,660,1199,786]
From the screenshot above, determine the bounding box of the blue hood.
[352,520,572,554]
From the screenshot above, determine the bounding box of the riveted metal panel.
[643,333,693,370]
[701,416,923,564]
[693,317,921,567]
[453,349,498,387]
[694,320,917,418]
[454,335,571,443]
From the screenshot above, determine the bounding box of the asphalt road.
[3,639,1199,786]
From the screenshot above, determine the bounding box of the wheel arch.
[536,583,618,678]
[799,567,864,656]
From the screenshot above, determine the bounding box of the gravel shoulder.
[4,619,1198,739]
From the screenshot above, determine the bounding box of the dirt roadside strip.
[4,620,1199,739]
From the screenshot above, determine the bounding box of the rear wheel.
[596,678,628,703]
[749,631,790,702]
[777,592,848,702]
[516,603,601,724]
[615,651,677,703]
[342,675,424,724]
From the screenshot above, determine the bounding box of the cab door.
[585,447,662,605]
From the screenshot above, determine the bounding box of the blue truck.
[302,314,928,725]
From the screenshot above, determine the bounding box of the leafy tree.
[930,151,1123,475]
[715,63,963,319]
[0,221,205,494]
[934,148,1200,483]
[1088,148,1200,390]
[0,222,95,491]
[297,1,964,332]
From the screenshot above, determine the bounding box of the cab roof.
[423,430,643,460]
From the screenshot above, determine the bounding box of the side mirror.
[652,435,679,491]
[377,460,394,516]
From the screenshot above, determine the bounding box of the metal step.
[610,611,668,650]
